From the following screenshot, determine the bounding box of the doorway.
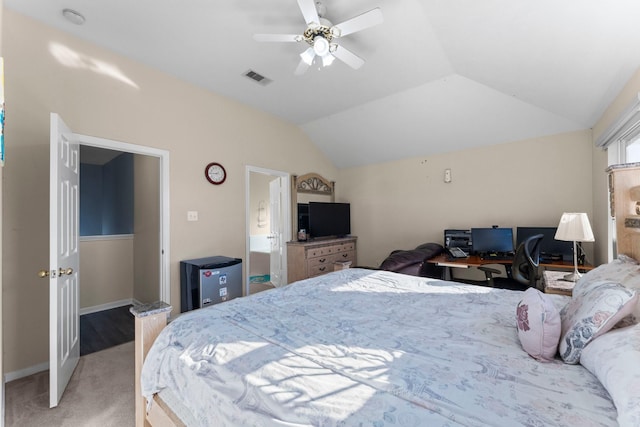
[77,146,161,354]
[77,134,170,303]
[245,166,291,296]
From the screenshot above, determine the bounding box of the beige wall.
[133,154,160,303]
[79,238,134,308]
[339,130,595,268]
[2,10,337,374]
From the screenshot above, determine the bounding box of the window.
[626,137,640,162]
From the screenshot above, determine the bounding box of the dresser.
[287,236,357,283]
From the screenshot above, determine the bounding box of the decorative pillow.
[574,255,640,322]
[580,323,640,427]
[515,288,561,361]
[559,280,638,364]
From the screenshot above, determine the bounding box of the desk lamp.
[554,213,595,282]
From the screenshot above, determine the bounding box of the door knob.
[38,270,50,278]
[59,267,74,276]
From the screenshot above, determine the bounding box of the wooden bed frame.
[132,303,183,427]
[132,163,640,427]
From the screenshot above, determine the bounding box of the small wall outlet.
[187,211,198,221]
[444,168,452,183]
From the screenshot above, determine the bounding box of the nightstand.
[542,270,576,296]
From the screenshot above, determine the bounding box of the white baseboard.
[5,361,49,383]
[79,298,134,315]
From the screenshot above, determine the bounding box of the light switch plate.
[187,211,198,221]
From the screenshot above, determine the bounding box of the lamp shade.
[554,213,595,242]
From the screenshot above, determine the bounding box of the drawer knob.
[319,258,326,263]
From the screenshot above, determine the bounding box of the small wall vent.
[244,70,272,85]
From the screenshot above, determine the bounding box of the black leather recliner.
[378,243,445,278]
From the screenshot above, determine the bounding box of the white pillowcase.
[581,323,640,427]
[574,255,640,322]
[559,280,638,364]
[516,288,561,361]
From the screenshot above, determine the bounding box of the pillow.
[580,323,640,427]
[515,288,561,362]
[559,280,638,364]
[574,255,640,322]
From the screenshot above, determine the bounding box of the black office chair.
[478,234,544,291]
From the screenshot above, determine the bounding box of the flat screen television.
[516,226,574,262]
[308,202,351,239]
[471,227,514,254]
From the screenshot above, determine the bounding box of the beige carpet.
[5,341,134,427]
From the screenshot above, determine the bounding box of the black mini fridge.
[179,256,243,313]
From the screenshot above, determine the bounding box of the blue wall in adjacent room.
[80,153,134,236]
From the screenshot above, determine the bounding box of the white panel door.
[49,113,80,408]
[269,177,284,287]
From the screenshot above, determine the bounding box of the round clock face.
[205,162,226,185]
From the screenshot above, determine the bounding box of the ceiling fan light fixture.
[322,54,335,67]
[313,36,330,57]
[300,48,315,66]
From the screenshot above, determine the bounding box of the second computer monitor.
[471,228,514,255]
[516,226,573,262]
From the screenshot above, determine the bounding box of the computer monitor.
[471,228,514,254]
[516,226,574,262]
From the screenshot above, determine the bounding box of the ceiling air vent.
[244,70,272,86]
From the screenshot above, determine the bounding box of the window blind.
[595,92,640,148]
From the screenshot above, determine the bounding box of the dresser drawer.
[308,263,334,277]
[306,242,355,259]
[307,250,355,269]
[307,254,336,268]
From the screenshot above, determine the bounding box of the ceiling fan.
[253,0,384,75]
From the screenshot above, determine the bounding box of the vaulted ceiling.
[6,0,640,167]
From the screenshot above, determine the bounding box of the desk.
[427,254,593,281]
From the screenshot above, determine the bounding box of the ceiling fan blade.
[253,34,301,43]
[332,8,383,37]
[332,45,365,69]
[294,58,311,76]
[297,0,320,25]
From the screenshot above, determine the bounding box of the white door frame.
[78,134,171,304]
[245,166,291,296]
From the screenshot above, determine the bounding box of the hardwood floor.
[80,305,135,356]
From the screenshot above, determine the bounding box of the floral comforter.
[141,269,617,426]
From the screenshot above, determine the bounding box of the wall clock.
[205,162,226,185]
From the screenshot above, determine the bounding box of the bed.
[135,262,640,426]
